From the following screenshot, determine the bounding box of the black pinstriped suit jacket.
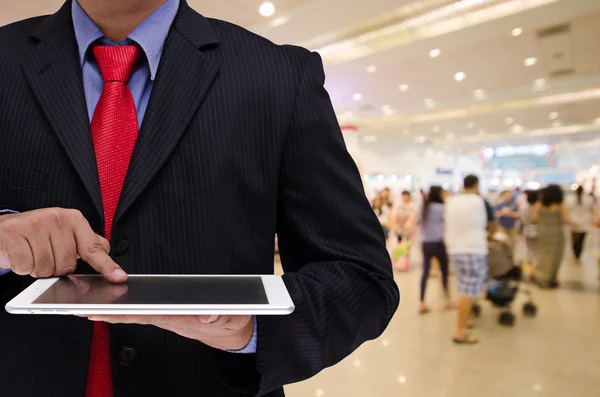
[0,1,399,396]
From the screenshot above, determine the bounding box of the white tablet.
[5,274,295,316]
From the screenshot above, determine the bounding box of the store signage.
[488,156,558,170]
[436,167,453,175]
[482,144,554,159]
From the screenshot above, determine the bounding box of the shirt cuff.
[225,316,257,354]
[0,210,17,275]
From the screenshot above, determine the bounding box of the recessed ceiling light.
[415,136,427,143]
[549,112,558,120]
[512,27,523,37]
[524,57,538,67]
[446,133,455,139]
[366,65,377,73]
[353,93,362,101]
[363,135,377,142]
[398,84,409,92]
[505,116,514,125]
[269,16,289,28]
[594,117,600,125]
[424,98,436,109]
[473,89,486,101]
[533,78,547,90]
[259,2,276,17]
[512,124,524,134]
[467,122,475,129]
[433,125,441,133]
[429,48,441,58]
[552,120,562,128]
[454,72,467,82]
[478,129,486,135]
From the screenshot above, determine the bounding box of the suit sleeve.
[210,52,399,396]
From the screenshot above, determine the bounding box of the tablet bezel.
[5,274,294,315]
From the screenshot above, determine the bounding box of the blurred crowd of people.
[370,177,600,344]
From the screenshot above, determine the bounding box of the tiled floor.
[279,230,600,397]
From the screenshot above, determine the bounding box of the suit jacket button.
[113,237,130,256]
[118,346,137,366]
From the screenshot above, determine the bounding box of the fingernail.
[112,269,127,279]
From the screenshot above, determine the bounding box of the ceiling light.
[446,133,455,139]
[415,136,427,143]
[398,84,409,92]
[533,78,547,91]
[549,112,559,120]
[594,117,600,125]
[353,93,362,101]
[269,16,289,28]
[363,135,377,142]
[512,124,523,134]
[366,65,377,73]
[512,27,523,37]
[259,2,276,17]
[467,122,475,129]
[454,72,467,82]
[473,89,486,101]
[524,57,537,67]
[429,48,441,58]
[398,376,407,384]
[505,117,514,125]
[424,98,436,109]
[552,120,562,128]
[478,129,486,135]
[433,125,441,133]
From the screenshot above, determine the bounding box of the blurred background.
[2,0,600,396]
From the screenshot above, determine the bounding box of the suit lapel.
[22,1,104,220]
[114,3,221,223]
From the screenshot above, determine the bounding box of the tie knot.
[93,45,140,83]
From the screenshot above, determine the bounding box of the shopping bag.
[392,239,411,272]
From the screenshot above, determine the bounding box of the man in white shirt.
[445,175,489,344]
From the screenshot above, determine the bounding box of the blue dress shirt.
[1,0,257,354]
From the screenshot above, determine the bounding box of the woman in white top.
[372,197,392,239]
[565,186,595,266]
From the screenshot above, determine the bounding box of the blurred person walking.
[495,190,520,246]
[393,191,418,242]
[445,175,490,344]
[419,186,452,314]
[565,185,595,266]
[534,185,573,288]
[520,190,540,271]
[390,191,418,271]
[373,197,392,239]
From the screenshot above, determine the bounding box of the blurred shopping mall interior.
[2,0,600,396]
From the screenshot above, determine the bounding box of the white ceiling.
[2,0,600,153]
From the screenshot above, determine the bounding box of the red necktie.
[85,45,140,397]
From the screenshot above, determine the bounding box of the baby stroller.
[472,237,537,326]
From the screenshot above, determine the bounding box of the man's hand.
[0,208,127,283]
[85,314,255,351]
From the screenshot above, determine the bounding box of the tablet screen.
[33,276,269,305]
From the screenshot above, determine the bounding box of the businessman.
[0,1,399,396]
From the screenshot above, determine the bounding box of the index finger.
[71,221,127,284]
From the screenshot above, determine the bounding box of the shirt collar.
[71,0,180,80]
